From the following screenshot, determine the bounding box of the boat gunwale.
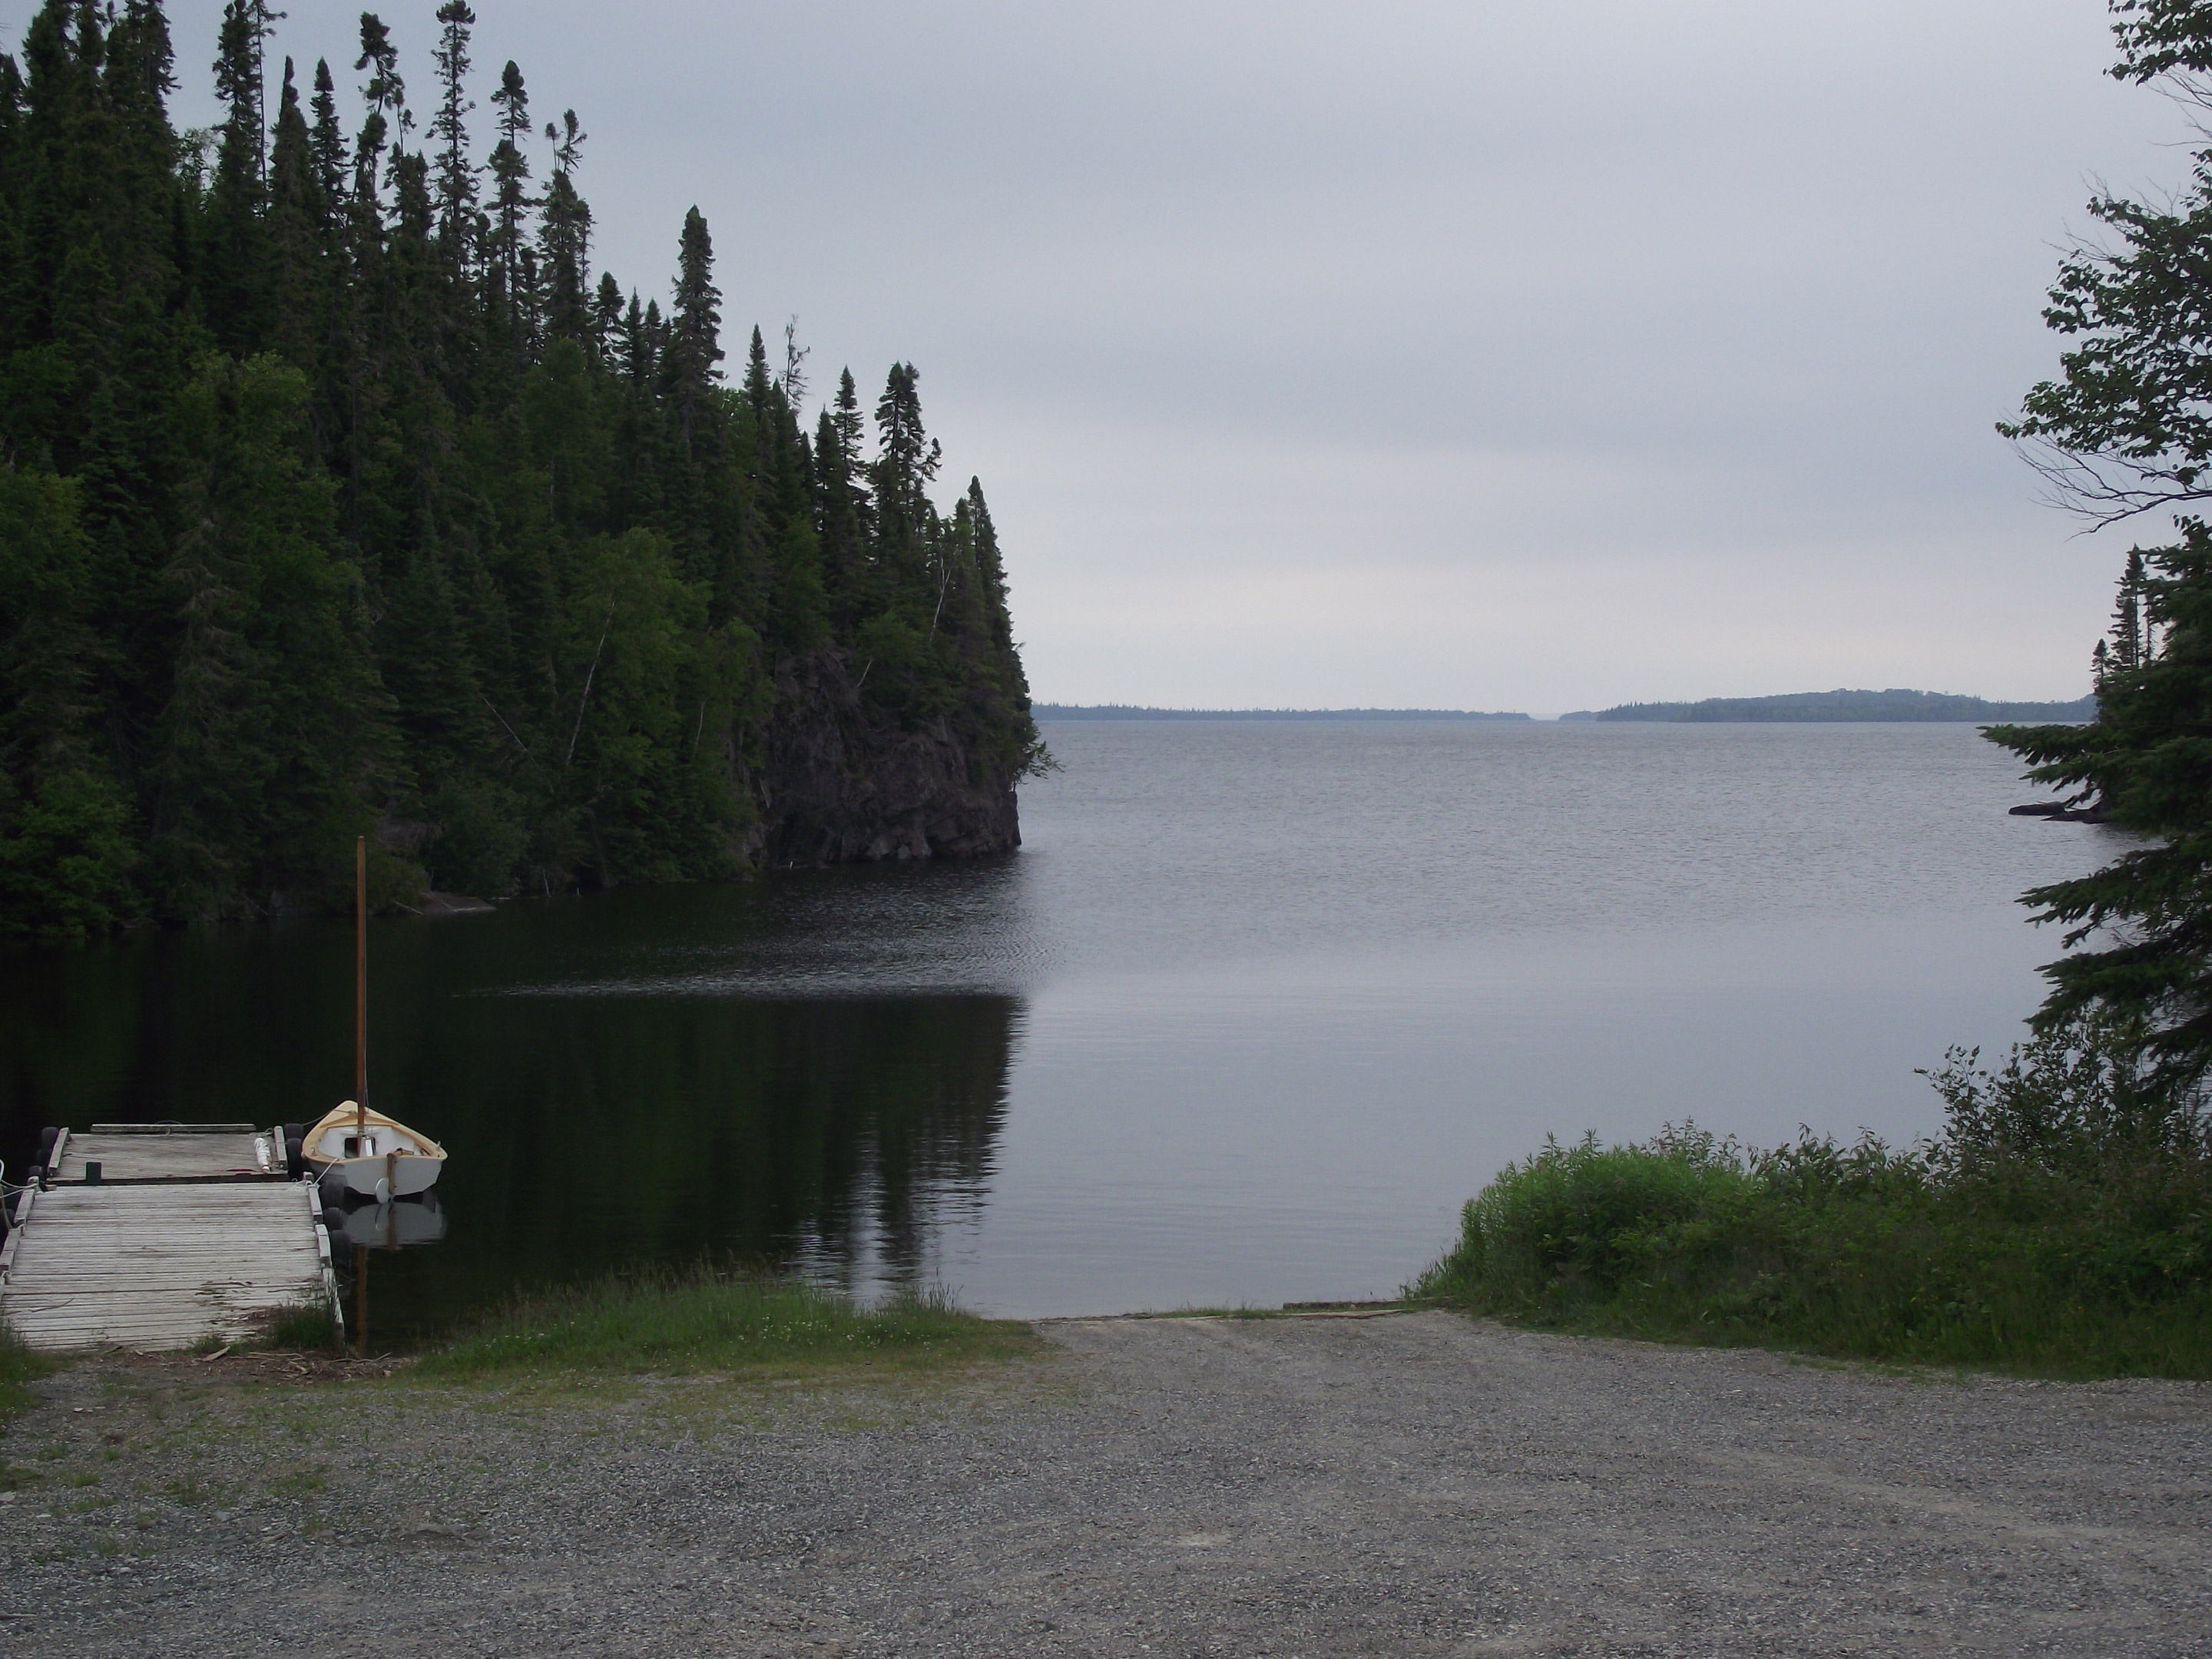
[300,1103,449,1165]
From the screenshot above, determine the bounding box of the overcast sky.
[5,1,2187,708]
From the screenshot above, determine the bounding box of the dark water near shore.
[0,722,2118,1336]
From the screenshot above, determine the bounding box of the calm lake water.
[0,720,2118,1336]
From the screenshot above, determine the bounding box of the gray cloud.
[7,0,2181,706]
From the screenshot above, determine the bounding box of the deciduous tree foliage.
[1990,0,2212,1088]
[0,2,1038,935]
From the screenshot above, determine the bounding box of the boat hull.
[321,1153,442,1199]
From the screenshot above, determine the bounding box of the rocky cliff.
[741,654,1025,867]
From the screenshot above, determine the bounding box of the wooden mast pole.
[355,833,369,1359]
[355,835,367,1134]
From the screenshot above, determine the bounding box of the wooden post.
[353,840,370,1358]
[355,836,367,1136]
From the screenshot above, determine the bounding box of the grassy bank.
[410,1268,1039,1380]
[1413,1026,2212,1378]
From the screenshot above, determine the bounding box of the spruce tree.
[1988,0,2212,1086]
[618,290,650,385]
[832,367,866,472]
[590,270,621,365]
[537,108,589,340]
[966,478,1018,664]
[428,0,475,259]
[356,14,406,137]
[2117,548,2149,670]
[204,1,270,353]
[484,58,529,349]
[743,324,771,413]
[813,404,866,624]
[307,57,344,205]
[264,58,329,376]
[780,315,808,412]
[244,0,282,187]
[665,207,722,449]
[871,362,939,579]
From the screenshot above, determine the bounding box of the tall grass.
[1412,1019,2212,1377]
[259,1303,343,1353]
[0,1325,54,1422]
[412,1265,1038,1379]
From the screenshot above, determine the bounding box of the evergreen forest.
[0,2,1041,937]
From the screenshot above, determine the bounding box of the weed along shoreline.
[1412,1023,2212,1381]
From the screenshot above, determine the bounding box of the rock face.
[741,656,1024,867]
[2009,799,2109,823]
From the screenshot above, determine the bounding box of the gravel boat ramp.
[0,1310,2204,1657]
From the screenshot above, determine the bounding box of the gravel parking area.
[0,1310,2205,1657]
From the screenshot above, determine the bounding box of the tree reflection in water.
[0,892,1022,1345]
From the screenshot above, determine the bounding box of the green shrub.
[1414,1019,2212,1378]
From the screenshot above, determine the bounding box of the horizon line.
[1034,687,2096,715]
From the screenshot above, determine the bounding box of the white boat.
[302,1102,446,1200]
[299,837,452,1207]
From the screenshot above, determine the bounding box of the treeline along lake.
[0,1,1039,940]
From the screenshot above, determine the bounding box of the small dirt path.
[0,1312,2205,1657]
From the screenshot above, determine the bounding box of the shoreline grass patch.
[258,1304,344,1354]
[0,1326,55,1426]
[412,1267,1039,1381]
[1412,1019,2212,1379]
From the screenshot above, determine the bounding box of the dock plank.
[1,1184,327,1352]
[56,1130,268,1184]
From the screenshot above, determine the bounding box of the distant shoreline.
[1575,689,2097,724]
[1032,704,1532,721]
[1037,688,2097,724]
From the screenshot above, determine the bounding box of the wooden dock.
[1,1125,343,1353]
[52,1123,273,1184]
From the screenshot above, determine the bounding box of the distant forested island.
[1565,690,2098,724]
[1035,705,1532,721]
[0,4,1041,937]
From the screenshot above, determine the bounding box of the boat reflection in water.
[324,1184,446,1357]
[323,1187,448,1252]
